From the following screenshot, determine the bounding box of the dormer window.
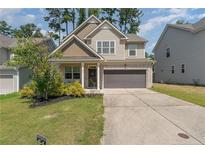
[97,41,115,54]
[166,48,170,58]
[128,44,137,56]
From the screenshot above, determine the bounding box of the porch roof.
[50,56,103,63]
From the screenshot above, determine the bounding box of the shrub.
[66,81,85,97]
[20,81,36,98]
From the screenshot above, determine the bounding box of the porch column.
[97,63,100,90]
[81,62,84,88]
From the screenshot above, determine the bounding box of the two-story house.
[50,15,154,89]
[0,34,56,94]
[153,17,205,85]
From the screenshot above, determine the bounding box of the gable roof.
[153,17,205,52]
[0,34,56,52]
[84,20,128,40]
[0,34,17,48]
[50,35,103,60]
[62,15,101,42]
[126,34,147,43]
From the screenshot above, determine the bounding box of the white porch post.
[97,63,100,90]
[81,62,84,88]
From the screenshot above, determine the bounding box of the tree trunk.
[65,22,68,35]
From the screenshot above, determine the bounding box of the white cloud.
[0,11,37,27]
[0,8,22,17]
[140,9,189,35]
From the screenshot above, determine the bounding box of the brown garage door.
[104,70,146,88]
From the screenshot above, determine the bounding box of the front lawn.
[0,93,104,144]
[151,83,205,107]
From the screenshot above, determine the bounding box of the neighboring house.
[50,15,154,90]
[153,17,205,85]
[0,34,56,94]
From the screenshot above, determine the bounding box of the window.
[129,50,136,56]
[171,66,174,74]
[96,41,115,54]
[65,66,80,80]
[128,44,137,56]
[181,64,185,73]
[166,48,170,58]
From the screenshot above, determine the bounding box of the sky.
[0,8,205,54]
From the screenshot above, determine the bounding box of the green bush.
[66,81,85,97]
[20,81,36,98]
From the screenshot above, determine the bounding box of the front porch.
[58,62,102,90]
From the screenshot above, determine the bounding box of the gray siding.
[154,27,205,85]
[0,48,11,65]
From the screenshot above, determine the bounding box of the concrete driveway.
[102,89,205,144]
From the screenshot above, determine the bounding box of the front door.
[88,68,97,88]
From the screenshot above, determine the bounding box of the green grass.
[0,94,104,145]
[151,83,205,107]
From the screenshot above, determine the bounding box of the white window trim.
[96,40,116,55]
[64,66,80,81]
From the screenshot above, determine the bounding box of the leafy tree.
[101,8,119,24]
[0,20,14,37]
[77,8,86,26]
[88,8,101,17]
[176,19,189,24]
[44,8,65,45]
[119,8,143,34]
[14,23,43,38]
[145,52,154,60]
[7,38,62,100]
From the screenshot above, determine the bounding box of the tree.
[62,9,72,35]
[14,23,43,38]
[101,8,118,24]
[176,19,189,24]
[145,52,154,60]
[77,8,86,26]
[88,8,101,17]
[0,21,14,37]
[44,8,65,45]
[119,8,143,34]
[70,8,76,30]
[7,38,62,100]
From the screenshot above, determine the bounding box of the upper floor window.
[97,41,115,54]
[166,48,170,58]
[171,66,174,74]
[65,66,80,80]
[181,64,185,73]
[128,44,137,56]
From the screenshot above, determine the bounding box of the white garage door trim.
[0,74,15,94]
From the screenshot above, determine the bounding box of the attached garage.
[104,70,146,88]
[0,74,15,94]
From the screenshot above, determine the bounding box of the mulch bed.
[29,93,103,108]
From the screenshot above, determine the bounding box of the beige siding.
[89,28,126,60]
[76,23,99,40]
[125,43,145,59]
[154,28,205,85]
[62,40,96,58]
